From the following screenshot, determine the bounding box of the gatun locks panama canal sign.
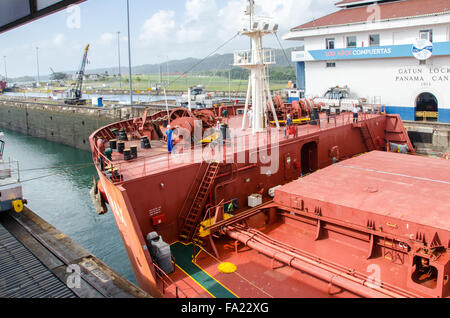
[394,39,450,83]
[395,66,450,83]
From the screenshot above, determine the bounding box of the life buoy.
[12,200,24,213]
[443,153,450,160]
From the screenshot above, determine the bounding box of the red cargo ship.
[0,81,6,93]
[89,1,448,298]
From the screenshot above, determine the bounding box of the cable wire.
[13,162,94,173]
[167,33,240,89]
[274,33,294,69]
[2,164,94,187]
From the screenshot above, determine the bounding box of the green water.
[1,128,135,284]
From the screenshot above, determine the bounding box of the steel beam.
[0,0,86,34]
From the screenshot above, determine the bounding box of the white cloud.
[217,0,333,39]
[185,0,216,21]
[98,32,116,46]
[174,0,217,43]
[139,10,176,43]
[53,33,66,47]
[2,0,337,77]
[217,0,247,41]
[175,25,205,44]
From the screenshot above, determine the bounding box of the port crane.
[65,44,89,105]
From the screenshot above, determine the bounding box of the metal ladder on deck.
[179,161,220,242]
[354,122,376,151]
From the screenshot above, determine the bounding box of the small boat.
[0,133,25,214]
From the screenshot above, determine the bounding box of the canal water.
[1,128,136,284]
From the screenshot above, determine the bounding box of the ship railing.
[0,159,20,183]
[91,136,123,183]
[0,139,4,158]
[91,105,387,181]
[152,262,189,298]
[280,108,385,138]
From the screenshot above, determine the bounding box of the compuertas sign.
[301,42,450,61]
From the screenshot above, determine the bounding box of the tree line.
[197,66,296,81]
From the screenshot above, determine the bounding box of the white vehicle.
[180,85,217,108]
[314,86,361,113]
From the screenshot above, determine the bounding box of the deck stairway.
[179,162,220,242]
[353,122,376,152]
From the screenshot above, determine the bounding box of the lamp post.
[3,56,7,81]
[36,47,40,86]
[126,0,133,105]
[166,55,170,86]
[117,31,122,89]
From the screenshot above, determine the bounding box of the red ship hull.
[89,107,448,298]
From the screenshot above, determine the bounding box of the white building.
[283,0,450,123]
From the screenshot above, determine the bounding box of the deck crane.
[65,44,90,105]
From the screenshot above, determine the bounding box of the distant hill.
[86,46,302,76]
[11,46,303,82]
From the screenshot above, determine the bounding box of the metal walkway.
[0,208,150,298]
[0,222,76,298]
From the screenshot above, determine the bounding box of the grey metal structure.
[0,208,150,298]
[0,0,86,34]
[0,222,76,298]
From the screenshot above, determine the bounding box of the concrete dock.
[0,207,150,298]
[0,97,177,151]
[405,120,450,156]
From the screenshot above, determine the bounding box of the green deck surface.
[170,242,236,298]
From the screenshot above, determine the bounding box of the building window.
[420,29,433,42]
[369,34,380,46]
[326,38,335,50]
[419,60,427,65]
[326,62,336,68]
[346,36,357,48]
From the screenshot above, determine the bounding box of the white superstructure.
[238,0,280,133]
[283,0,450,123]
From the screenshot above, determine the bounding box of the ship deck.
[106,112,381,182]
[160,151,450,298]
[162,216,413,298]
[163,236,359,298]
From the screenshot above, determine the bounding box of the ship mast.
[236,0,280,134]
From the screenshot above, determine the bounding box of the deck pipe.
[225,227,414,299]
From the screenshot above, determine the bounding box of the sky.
[0,0,337,78]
